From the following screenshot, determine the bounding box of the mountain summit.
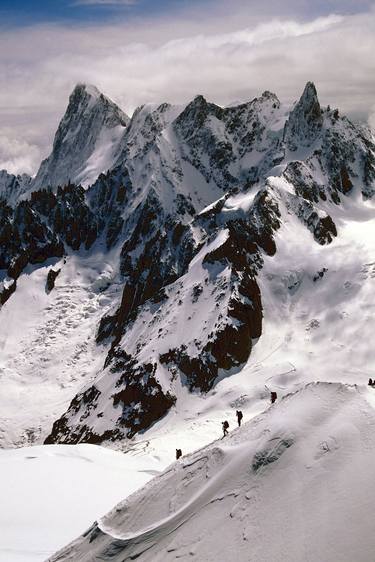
[0,81,374,450]
[32,84,129,190]
[284,81,323,149]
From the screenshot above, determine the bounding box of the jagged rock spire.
[174,94,223,136]
[32,84,129,190]
[284,81,323,150]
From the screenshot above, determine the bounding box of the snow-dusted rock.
[32,84,129,190]
[284,81,323,150]
[0,169,32,206]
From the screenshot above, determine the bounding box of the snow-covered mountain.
[32,84,129,191]
[0,81,374,452]
[49,382,375,562]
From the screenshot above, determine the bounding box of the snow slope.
[50,382,375,562]
[111,191,375,465]
[0,251,122,448]
[250,191,375,388]
[0,444,164,562]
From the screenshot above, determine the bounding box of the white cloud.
[0,131,41,176]
[369,106,375,132]
[0,4,374,175]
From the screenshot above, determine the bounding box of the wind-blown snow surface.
[50,383,375,562]
[0,444,164,562]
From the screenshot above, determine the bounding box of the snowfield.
[40,191,375,561]
[1,192,374,561]
[49,382,375,562]
[0,251,123,448]
[0,444,164,562]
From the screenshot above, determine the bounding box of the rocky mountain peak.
[2,81,375,451]
[192,94,206,104]
[174,94,222,135]
[32,84,129,190]
[298,81,321,119]
[284,81,323,150]
[259,90,280,104]
[71,82,99,98]
[69,82,99,103]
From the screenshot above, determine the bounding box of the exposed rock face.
[174,95,234,189]
[0,170,32,206]
[284,81,323,150]
[33,84,129,190]
[0,184,97,283]
[87,167,132,250]
[160,272,263,392]
[1,81,375,444]
[283,161,327,203]
[46,268,61,292]
[45,350,176,443]
[174,91,284,190]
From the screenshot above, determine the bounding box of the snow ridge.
[49,383,375,562]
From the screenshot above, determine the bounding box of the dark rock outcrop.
[0,183,99,300]
[46,268,61,292]
[45,350,176,444]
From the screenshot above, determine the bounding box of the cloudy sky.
[1,0,374,176]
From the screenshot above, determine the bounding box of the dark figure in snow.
[369,378,373,387]
[222,420,229,438]
[271,391,278,404]
[176,448,182,460]
[236,410,243,427]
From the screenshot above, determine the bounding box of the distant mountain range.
[0,80,374,449]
